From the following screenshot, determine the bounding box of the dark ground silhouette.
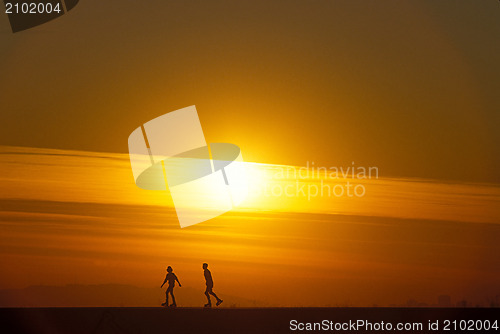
[0,307,497,334]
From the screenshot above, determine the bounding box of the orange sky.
[1,146,499,306]
[0,1,499,183]
[0,0,499,308]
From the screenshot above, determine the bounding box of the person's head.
[167,266,173,273]
[202,263,208,270]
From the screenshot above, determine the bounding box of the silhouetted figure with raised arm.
[203,263,223,307]
[160,266,181,307]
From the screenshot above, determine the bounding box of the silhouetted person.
[160,266,181,307]
[203,263,222,307]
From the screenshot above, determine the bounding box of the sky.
[0,146,499,306]
[0,1,500,307]
[0,0,499,182]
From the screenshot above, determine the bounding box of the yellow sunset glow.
[1,145,499,307]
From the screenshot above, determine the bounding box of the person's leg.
[210,290,223,305]
[161,290,167,306]
[165,287,172,306]
[209,290,220,301]
[204,286,211,306]
[165,289,169,306]
[170,288,176,306]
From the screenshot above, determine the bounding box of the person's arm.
[208,271,213,284]
[175,274,181,287]
[160,276,167,288]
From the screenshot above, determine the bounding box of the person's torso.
[166,273,176,286]
[204,269,213,285]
